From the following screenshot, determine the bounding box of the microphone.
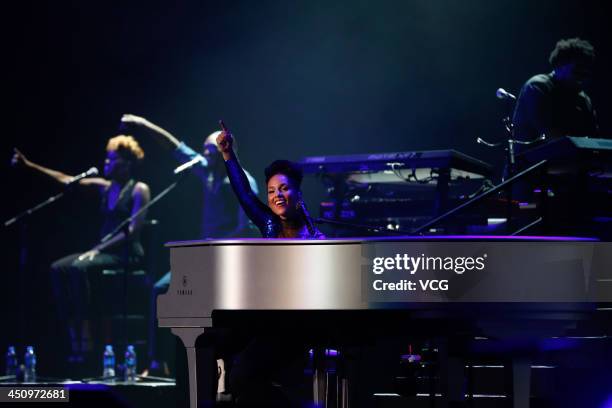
[173,156,206,175]
[297,200,317,237]
[496,88,516,101]
[67,167,98,185]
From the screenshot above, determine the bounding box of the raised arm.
[216,130,277,236]
[121,114,181,150]
[12,148,109,189]
[121,114,209,178]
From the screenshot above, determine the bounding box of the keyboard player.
[509,39,609,236]
[513,38,598,144]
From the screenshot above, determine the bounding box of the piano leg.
[438,347,465,407]
[312,348,327,407]
[172,327,215,408]
[510,357,531,408]
[312,347,346,408]
[312,368,327,407]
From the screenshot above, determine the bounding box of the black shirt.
[99,179,144,257]
[512,72,598,142]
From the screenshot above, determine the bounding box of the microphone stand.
[4,191,66,228]
[84,174,186,383]
[477,132,546,231]
[99,177,183,245]
[4,187,75,367]
[4,170,96,227]
[477,91,545,233]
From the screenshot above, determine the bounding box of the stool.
[97,267,152,353]
[95,220,160,358]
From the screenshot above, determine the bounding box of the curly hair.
[549,38,595,68]
[264,160,303,189]
[106,135,145,162]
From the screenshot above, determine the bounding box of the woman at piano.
[216,128,324,239]
[215,128,324,405]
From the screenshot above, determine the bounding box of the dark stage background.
[1,0,610,377]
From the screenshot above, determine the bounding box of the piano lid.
[165,235,598,248]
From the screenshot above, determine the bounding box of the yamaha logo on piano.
[177,275,193,295]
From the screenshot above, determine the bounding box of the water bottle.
[5,346,18,376]
[24,346,36,382]
[102,345,116,379]
[124,345,137,382]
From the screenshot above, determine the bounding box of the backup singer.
[12,136,150,361]
[121,114,259,238]
[120,114,259,374]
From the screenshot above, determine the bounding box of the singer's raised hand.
[121,114,182,150]
[11,148,30,168]
[12,147,107,188]
[216,128,235,161]
[78,249,99,262]
[121,114,148,126]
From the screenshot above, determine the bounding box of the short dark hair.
[549,38,595,68]
[264,160,303,188]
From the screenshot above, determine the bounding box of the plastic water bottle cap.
[8,346,15,353]
[127,345,134,352]
[105,345,113,352]
[26,346,34,353]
